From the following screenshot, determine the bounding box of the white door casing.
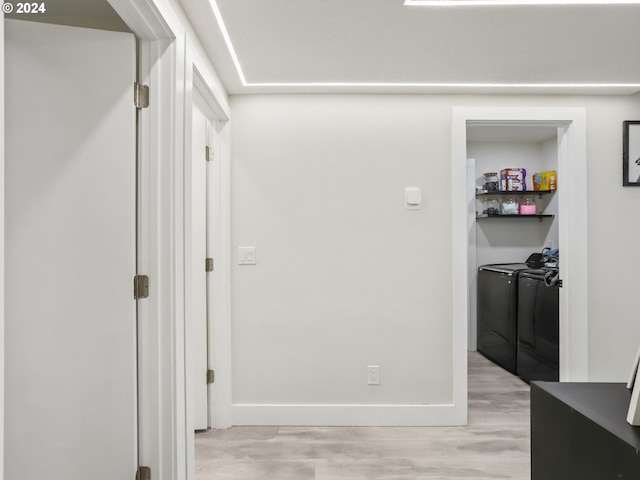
[5,19,137,480]
[190,66,233,431]
[452,107,589,389]
[188,103,210,430]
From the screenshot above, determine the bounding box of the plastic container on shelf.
[519,196,537,215]
[501,196,519,215]
[483,172,499,192]
[483,196,500,216]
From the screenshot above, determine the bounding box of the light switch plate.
[239,246,256,265]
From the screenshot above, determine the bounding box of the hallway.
[195,352,530,479]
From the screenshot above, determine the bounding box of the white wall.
[231,95,453,409]
[541,137,560,251]
[230,93,640,419]
[585,95,640,381]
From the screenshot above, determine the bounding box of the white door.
[5,19,137,480]
[189,104,210,429]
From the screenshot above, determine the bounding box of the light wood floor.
[195,352,530,479]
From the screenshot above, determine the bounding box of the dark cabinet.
[531,382,640,480]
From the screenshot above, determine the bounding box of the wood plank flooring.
[195,352,530,479]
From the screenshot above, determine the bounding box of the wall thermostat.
[404,187,422,210]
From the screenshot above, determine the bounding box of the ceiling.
[179,0,640,95]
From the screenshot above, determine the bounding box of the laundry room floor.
[195,352,530,480]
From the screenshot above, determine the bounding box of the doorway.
[467,124,560,353]
[451,107,589,420]
[185,67,233,433]
[187,99,214,430]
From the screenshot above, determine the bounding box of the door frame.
[452,107,589,392]
[65,1,230,479]
[103,1,182,477]
[192,67,232,432]
[184,61,232,432]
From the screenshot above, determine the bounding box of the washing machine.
[477,263,529,374]
[517,269,560,382]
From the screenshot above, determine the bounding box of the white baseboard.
[231,403,467,427]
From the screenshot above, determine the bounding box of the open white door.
[5,19,137,479]
[188,104,210,430]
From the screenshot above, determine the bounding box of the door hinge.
[136,466,151,480]
[134,275,149,299]
[205,258,214,272]
[205,145,213,162]
[207,369,215,384]
[134,82,149,109]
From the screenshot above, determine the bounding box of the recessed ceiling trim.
[242,82,640,89]
[405,0,640,5]
[209,0,640,93]
[208,0,247,84]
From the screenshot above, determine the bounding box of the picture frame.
[623,121,640,186]
[628,343,640,425]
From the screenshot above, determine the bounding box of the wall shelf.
[477,190,556,221]
[476,190,555,199]
[476,214,554,222]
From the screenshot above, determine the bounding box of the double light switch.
[239,246,256,265]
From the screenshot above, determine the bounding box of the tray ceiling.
[180,0,640,94]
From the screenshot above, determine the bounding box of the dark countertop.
[532,382,640,450]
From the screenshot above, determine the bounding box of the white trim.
[183,46,197,480]
[136,35,185,480]
[231,404,466,427]
[193,69,229,122]
[466,158,478,352]
[0,17,5,480]
[556,117,589,381]
[208,119,233,429]
[451,112,470,427]
[109,0,173,39]
[187,55,233,431]
[109,1,187,479]
[452,107,589,384]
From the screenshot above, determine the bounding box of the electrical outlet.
[367,365,380,385]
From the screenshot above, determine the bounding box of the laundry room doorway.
[451,107,589,412]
